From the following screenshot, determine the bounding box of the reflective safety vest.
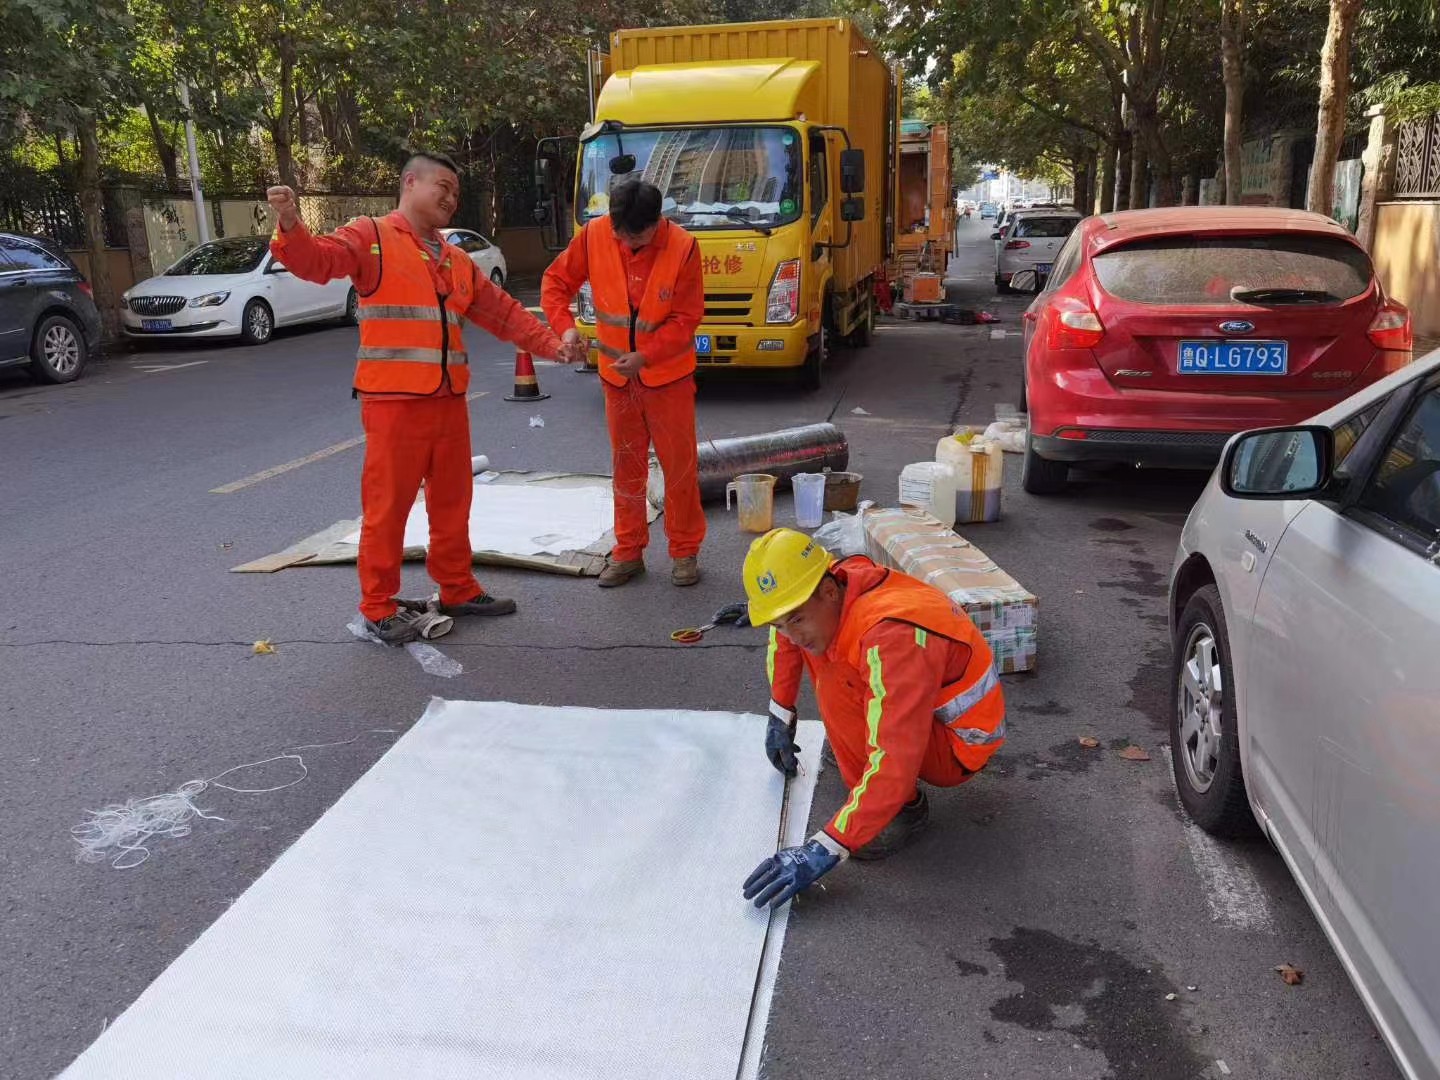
[832,565,1006,771]
[353,216,473,395]
[587,216,697,388]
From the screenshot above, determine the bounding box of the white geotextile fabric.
[339,483,616,556]
[60,699,823,1080]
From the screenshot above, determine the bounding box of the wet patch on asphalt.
[1014,699,1072,717]
[1127,635,1173,731]
[1090,517,1136,532]
[988,926,1210,1080]
[946,949,991,977]
[1098,558,1169,599]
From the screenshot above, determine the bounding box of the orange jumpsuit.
[541,222,707,562]
[768,557,1006,852]
[272,212,562,620]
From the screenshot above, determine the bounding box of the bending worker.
[541,179,706,588]
[267,153,574,644]
[741,529,1007,909]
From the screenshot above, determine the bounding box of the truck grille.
[704,292,754,324]
[129,296,187,316]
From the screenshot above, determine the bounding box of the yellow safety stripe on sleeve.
[835,644,888,833]
[915,628,928,648]
[766,626,778,687]
[370,244,381,254]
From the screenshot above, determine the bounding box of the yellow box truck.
[547,19,897,389]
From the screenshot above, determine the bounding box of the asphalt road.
[0,217,1400,1080]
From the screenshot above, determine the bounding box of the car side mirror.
[840,149,865,194]
[1009,270,1039,292]
[841,197,865,222]
[1221,426,1334,500]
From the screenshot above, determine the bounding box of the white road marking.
[210,392,489,493]
[133,361,208,374]
[210,436,367,494]
[1182,819,1275,932]
[990,328,1007,339]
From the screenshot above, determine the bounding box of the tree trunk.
[1307,0,1364,216]
[272,37,299,189]
[1115,127,1133,211]
[54,133,68,167]
[143,102,181,191]
[1220,0,1246,205]
[1099,140,1117,213]
[1130,140,1149,210]
[77,112,117,340]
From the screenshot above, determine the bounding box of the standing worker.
[739,529,1007,909]
[267,153,577,644]
[541,179,706,588]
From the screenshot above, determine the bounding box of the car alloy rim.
[250,306,271,340]
[1178,623,1225,793]
[44,324,80,374]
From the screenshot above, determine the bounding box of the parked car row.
[1,226,510,384]
[1010,203,1437,1080]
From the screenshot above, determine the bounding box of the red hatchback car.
[1018,207,1413,493]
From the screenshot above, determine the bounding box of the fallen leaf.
[1119,745,1151,762]
[1078,736,1100,749]
[252,640,277,656]
[1275,964,1304,986]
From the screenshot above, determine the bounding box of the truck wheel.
[800,323,825,391]
[849,298,874,348]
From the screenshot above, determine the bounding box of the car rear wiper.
[1229,286,1335,305]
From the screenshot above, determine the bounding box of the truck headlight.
[766,260,801,324]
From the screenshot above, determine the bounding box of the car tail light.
[1004,239,1031,250]
[767,259,801,324]
[1046,298,1104,350]
[78,281,93,298]
[1368,299,1413,351]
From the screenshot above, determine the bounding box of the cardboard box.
[862,507,1038,673]
[904,273,945,304]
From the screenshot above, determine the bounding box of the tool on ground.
[670,601,750,644]
[504,349,550,402]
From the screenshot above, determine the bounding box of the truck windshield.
[577,126,803,232]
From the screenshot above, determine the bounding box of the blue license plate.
[694,334,712,355]
[142,319,172,332]
[1035,263,1052,276]
[1178,340,1288,375]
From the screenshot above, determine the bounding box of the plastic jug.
[936,433,1004,523]
[726,473,777,533]
[898,461,957,528]
[791,473,826,529]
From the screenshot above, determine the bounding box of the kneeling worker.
[741,529,1006,909]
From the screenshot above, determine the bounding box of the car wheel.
[343,287,359,325]
[1170,585,1256,837]
[1021,432,1068,494]
[490,268,505,290]
[1018,369,1028,413]
[29,314,88,384]
[241,299,274,345]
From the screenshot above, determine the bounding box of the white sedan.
[121,236,355,345]
[442,228,508,288]
[993,208,1081,291]
[1169,348,1440,1080]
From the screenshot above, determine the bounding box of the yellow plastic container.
[726,473,778,533]
[936,433,1004,523]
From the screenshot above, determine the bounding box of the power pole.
[177,79,210,244]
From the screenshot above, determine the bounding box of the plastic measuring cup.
[725,473,777,533]
[791,472,826,529]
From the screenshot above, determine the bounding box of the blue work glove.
[744,838,842,909]
[765,703,800,777]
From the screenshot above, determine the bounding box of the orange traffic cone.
[504,349,550,402]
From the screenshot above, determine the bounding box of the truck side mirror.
[841,197,865,222]
[532,204,551,225]
[534,159,552,201]
[840,149,865,194]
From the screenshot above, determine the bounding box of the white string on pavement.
[70,730,396,870]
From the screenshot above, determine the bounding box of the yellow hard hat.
[743,528,836,626]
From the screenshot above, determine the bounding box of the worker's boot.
[439,591,518,617]
[363,607,428,646]
[598,557,646,588]
[671,556,701,587]
[851,789,930,861]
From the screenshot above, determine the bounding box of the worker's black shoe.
[439,591,518,617]
[852,789,930,861]
[364,608,427,646]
